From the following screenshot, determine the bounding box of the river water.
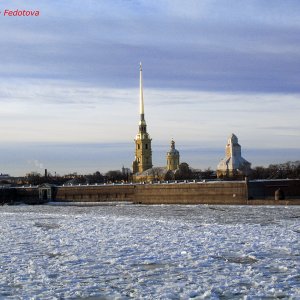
[0,204,299,299]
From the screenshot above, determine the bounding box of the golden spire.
[139,62,145,121]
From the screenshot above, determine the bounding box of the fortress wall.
[53,182,248,205]
[133,182,248,204]
[4,180,299,205]
[0,188,16,203]
[248,180,300,200]
[14,187,39,204]
[55,185,135,202]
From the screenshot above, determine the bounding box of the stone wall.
[16,187,40,204]
[2,179,299,205]
[0,187,16,204]
[20,182,248,204]
[133,181,248,204]
[55,184,135,202]
[248,179,300,200]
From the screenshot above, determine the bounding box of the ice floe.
[0,204,299,299]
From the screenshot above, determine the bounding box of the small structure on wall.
[38,183,56,202]
[217,133,251,178]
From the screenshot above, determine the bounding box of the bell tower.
[132,63,152,174]
[166,139,180,171]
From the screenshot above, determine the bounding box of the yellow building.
[133,139,181,182]
[132,63,153,174]
[166,140,180,171]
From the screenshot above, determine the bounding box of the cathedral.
[132,63,153,174]
[132,64,181,182]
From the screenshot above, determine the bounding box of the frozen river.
[0,204,300,299]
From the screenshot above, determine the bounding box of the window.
[145,144,148,149]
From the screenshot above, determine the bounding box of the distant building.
[0,173,11,186]
[133,139,181,182]
[122,166,131,176]
[0,173,10,179]
[132,63,153,174]
[134,167,173,182]
[166,140,180,171]
[217,134,251,178]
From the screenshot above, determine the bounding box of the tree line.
[251,161,300,179]
[2,161,299,186]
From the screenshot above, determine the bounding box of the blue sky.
[0,0,299,176]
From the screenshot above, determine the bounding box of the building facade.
[166,140,180,171]
[132,63,153,174]
[217,133,251,178]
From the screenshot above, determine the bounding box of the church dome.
[166,140,180,171]
[167,140,179,155]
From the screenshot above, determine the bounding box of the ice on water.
[0,204,300,299]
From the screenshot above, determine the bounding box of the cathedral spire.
[139,62,145,122]
[132,62,152,174]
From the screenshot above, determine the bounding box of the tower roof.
[228,133,239,145]
[167,139,179,155]
[139,62,145,124]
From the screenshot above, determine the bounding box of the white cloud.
[0,79,299,150]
